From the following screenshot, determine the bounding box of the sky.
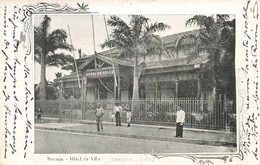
[33,14,220,83]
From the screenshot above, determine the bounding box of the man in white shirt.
[113,102,122,126]
[176,105,185,138]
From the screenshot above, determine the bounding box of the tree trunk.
[132,54,140,100]
[132,53,140,120]
[39,53,46,100]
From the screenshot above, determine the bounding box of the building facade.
[57,30,213,101]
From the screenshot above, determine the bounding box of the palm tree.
[101,15,170,100]
[185,15,235,100]
[185,15,231,49]
[34,15,74,100]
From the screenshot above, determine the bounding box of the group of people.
[112,102,132,127]
[95,103,186,138]
[94,102,132,132]
[37,103,185,137]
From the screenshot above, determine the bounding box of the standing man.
[113,102,122,126]
[95,103,104,132]
[36,107,42,124]
[176,105,185,138]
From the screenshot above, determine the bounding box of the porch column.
[72,85,75,98]
[175,80,178,98]
[114,77,117,100]
[212,87,216,100]
[117,76,121,100]
[197,79,203,112]
[155,81,158,98]
[94,83,97,101]
[197,79,201,99]
[175,73,179,98]
[97,84,100,100]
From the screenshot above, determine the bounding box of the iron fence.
[35,99,60,118]
[130,98,235,131]
[35,97,236,131]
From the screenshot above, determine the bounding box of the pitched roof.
[80,48,120,59]
[97,54,134,67]
[161,29,200,47]
[76,53,134,72]
[78,29,201,60]
[145,55,208,69]
[77,55,95,71]
[97,48,120,57]
[76,29,207,70]
[56,72,82,81]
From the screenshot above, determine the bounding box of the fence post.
[223,94,229,130]
[200,97,203,113]
[58,81,63,122]
[82,78,86,120]
[70,95,74,123]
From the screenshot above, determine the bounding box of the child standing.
[126,105,132,127]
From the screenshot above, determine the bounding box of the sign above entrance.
[85,67,115,78]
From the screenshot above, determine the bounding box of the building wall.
[140,70,199,99]
[121,90,129,100]
[160,49,178,60]
[107,92,114,100]
[137,45,198,64]
[119,45,202,65]
[86,86,95,101]
[62,34,210,101]
[160,82,175,98]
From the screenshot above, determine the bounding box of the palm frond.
[102,15,169,58]
[48,29,68,42]
[48,41,73,53]
[185,15,206,27]
[130,15,149,38]
[143,34,162,50]
[216,14,230,23]
[108,15,130,31]
[101,38,131,50]
[185,15,214,33]
[46,53,74,71]
[146,22,170,33]
[41,15,51,39]
[112,28,135,44]
[34,27,46,50]
[56,42,74,51]
[47,29,73,52]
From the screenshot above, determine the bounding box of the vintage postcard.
[0,0,259,165]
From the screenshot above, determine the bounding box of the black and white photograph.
[1,1,259,165]
[34,14,237,154]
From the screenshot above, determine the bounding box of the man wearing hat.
[113,102,122,126]
[94,103,104,132]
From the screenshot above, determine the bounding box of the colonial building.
[57,30,213,101]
